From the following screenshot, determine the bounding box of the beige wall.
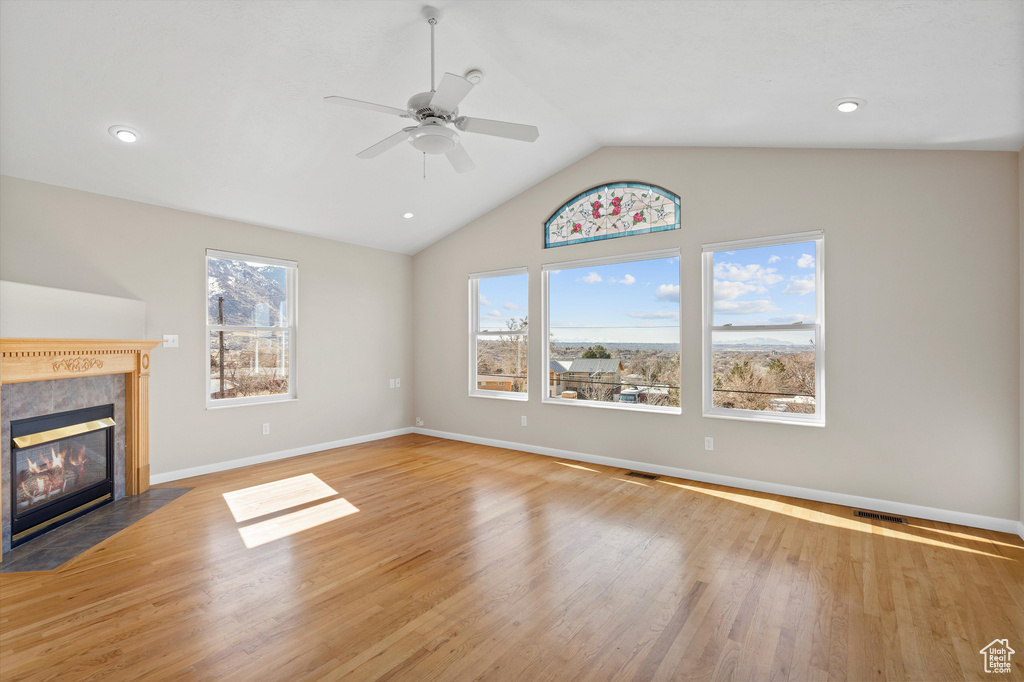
[413,147,1021,521]
[1020,146,1024,526]
[0,175,414,477]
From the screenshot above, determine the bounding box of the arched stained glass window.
[544,182,680,248]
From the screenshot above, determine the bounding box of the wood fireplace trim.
[0,338,162,562]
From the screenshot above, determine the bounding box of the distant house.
[548,360,571,397]
[619,386,670,404]
[564,358,624,399]
[476,371,525,392]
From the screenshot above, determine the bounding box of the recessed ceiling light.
[108,125,140,143]
[833,98,866,113]
[402,212,414,219]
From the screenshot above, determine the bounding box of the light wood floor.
[1,434,1022,681]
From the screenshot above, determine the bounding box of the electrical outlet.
[162,334,178,348]
[262,423,270,436]
[395,378,401,388]
[389,378,395,388]
[521,416,527,427]
[704,437,713,451]
[415,417,423,427]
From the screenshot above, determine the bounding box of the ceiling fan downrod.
[424,6,441,93]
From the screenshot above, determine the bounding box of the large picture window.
[542,249,681,413]
[469,268,528,400]
[702,231,824,425]
[207,249,297,407]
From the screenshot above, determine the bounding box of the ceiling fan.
[324,6,539,173]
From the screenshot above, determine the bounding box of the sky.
[475,241,816,345]
[712,240,817,327]
[477,273,529,332]
[548,256,680,344]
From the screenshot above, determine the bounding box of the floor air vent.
[854,510,908,524]
[626,471,660,481]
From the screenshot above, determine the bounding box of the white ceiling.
[1,0,1021,254]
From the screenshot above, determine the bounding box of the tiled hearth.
[1,375,127,552]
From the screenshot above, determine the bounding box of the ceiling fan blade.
[445,143,475,174]
[324,96,409,118]
[455,116,539,142]
[356,128,415,159]
[429,73,474,114]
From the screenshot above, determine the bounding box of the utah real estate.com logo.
[980,639,1015,674]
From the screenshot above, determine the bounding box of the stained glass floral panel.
[544,182,680,248]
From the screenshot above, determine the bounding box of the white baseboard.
[1018,521,1024,543]
[149,427,414,485]
[412,428,1021,536]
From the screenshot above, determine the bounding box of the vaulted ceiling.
[1,0,1021,254]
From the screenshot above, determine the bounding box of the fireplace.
[10,404,115,547]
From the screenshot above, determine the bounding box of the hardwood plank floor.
[1,434,1022,681]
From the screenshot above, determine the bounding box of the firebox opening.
[10,404,115,547]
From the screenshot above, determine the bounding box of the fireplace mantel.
[0,338,162,562]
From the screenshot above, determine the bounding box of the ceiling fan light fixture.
[408,123,458,154]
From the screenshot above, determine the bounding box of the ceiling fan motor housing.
[408,119,459,154]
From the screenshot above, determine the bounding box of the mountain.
[208,258,287,326]
[715,336,812,347]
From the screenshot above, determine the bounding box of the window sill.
[702,408,824,427]
[542,396,681,415]
[470,391,529,401]
[207,396,298,410]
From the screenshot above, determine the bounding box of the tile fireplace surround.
[0,338,161,562]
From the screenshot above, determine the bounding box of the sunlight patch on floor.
[237,497,360,548]
[656,479,1009,559]
[223,473,338,522]
[554,461,599,472]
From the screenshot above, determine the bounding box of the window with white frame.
[207,249,297,406]
[469,268,528,400]
[543,249,681,413]
[702,231,824,425]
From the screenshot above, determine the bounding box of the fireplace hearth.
[10,405,115,546]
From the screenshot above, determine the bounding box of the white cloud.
[503,302,521,310]
[580,272,602,284]
[768,255,780,264]
[655,284,680,301]
[485,309,503,318]
[479,293,492,306]
[713,262,783,286]
[782,275,815,295]
[797,254,815,268]
[713,279,763,301]
[626,311,679,320]
[620,274,636,285]
[714,300,780,315]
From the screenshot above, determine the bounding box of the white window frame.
[701,230,825,426]
[469,267,529,401]
[542,248,682,415]
[206,249,298,408]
